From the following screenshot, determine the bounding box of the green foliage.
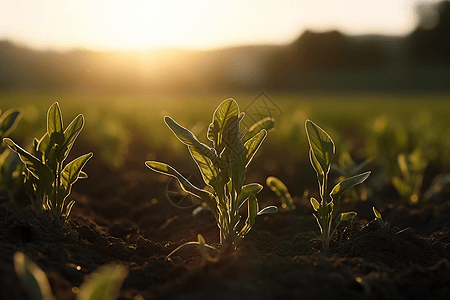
[3,102,92,221]
[266,176,295,210]
[391,149,427,205]
[77,264,128,300]
[306,120,370,253]
[146,98,277,250]
[14,251,128,300]
[0,108,24,197]
[14,252,55,300]
[372,207,387,228]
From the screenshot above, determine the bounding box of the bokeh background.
[1,0,450,204]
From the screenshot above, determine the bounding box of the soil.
[1,137,450,300]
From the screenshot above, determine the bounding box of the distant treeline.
[1,1,450,94]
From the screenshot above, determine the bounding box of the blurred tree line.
[1,0,450,94]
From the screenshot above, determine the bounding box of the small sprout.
[146,99,277,251]
[77,263,128,300]
[3,102,92,221]
[14,251,128,300]
[372,207,387,228]
[391,149,427,205]
[306,120,370,253]
[0,108,24,197]
[266,176,295,210]
[14,251,55,300]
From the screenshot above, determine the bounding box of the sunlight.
[92,2,182,50]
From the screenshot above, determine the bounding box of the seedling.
[306,120,370,253]
[266,176,295,210]
[146,98,277,251]
[14,251,128,300]
[3,102,92,221]
[0,108,24,197]
[372,207,387,228]
[391,149,427,205]
[332,151,371,201]
[14,251,55,300]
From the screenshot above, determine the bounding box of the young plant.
[372,206,387,228]
[146,98,277,250]
[0,108,24,197]
[3,102,92,221]
[391,148,427,205]
[266,176,295,210]
[14,251,128,300]
[306,120,370,253]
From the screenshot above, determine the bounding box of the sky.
[0,0,440,51]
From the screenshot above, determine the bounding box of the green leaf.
[309,149,324,193]
[3,138,54,191]
[61,153,93,186]
[14,251,55,300]
[207,99,239,151]
[236,183,263,208]
[397,153,409,180]
[164,116,217,161]
[77,263,128,300]
[47,102,63,138]
[78,171,88,179]
[330,171,371,203]
[266,176,294,209]
[242,117,275,143]
[257,205,278,215]
[338,211,357,222]
[188,146,218,187]
[310,197,320,211]
[243,129,267,167]
[0,109,23,137]
[65,200,76,218]
[60,114,84,161]
[305,120,335,175]
[228,149,246,196]
[372,207,386,228]
[145,161,218,216]
[373,207,382,219]
[392,176,410,197]
[235,193,258,246]
[197,234,207,259]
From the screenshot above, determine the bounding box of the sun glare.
[90,2,180,50]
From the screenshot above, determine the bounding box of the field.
[1,91,450,299]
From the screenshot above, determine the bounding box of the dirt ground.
[1,137,450,300]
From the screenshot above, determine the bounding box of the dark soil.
[1,137,450,300]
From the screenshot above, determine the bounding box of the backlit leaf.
[60,114,84,161]
[236,183,263,208]
[188,146,218,186]
[305,120,335,174]
[242,117,274,143]
[207,99,239,152]
[165,116,217,161]
[145,161,217,217]
[244,129,267,167]
[61,153,93,186]
[266,176,294,209]
[0,109,22,137]
[3,138,54,191]
[77,263,128,300]
[47,102,63,137]
[310,197,320,211]
[14,251,55,300]
[257,205,278,215]
[330,171,371,202]
[338,211,357,222]
[235,193,258,246]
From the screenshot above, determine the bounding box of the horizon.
[0,0,436,52]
